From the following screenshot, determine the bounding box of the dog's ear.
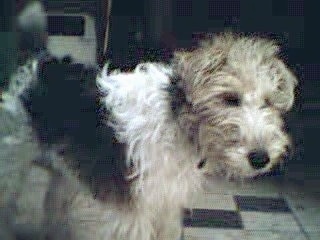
[268,59,298,112]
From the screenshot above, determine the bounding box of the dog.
[0,33,297,240]
[0,3,297,238]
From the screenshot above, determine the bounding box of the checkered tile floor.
[181,178,320,240]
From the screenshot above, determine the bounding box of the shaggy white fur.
[66,63,203,239]
[1,60,38,116]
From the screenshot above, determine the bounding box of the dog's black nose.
[248,150,270,169]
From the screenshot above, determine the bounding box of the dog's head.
[171,33,298,178]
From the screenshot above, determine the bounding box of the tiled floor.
[182,177,320,240]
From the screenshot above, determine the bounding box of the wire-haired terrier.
[0,7,297,238]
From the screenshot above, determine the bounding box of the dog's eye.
[221,93,241,106]
[197,159,207,169]
[261,97,272,109]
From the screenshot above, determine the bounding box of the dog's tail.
[0,1,48,113]
[18,1,47,31]
[17,1,47,61]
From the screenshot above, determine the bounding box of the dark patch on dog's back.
[20,58,129,202]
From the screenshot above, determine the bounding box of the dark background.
[1,1,317,182]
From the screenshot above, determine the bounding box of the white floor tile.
[307,231,320,240]
[184,228,242,239]
[183,228,308,240]
[204,177,281,197]
[280,181,320,233]
[188,193,236,211]
[240,212,300,231]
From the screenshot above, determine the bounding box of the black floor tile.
[234,196,291,213]
[183,209,243,229]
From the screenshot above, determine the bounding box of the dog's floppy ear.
[268,59,298,112]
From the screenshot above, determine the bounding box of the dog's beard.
[192,109,290,179]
